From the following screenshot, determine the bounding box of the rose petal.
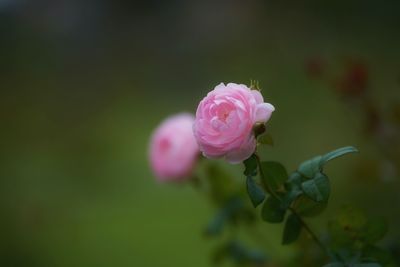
[251,90,264,104]
[214,83,226,91]
[193,82,275,164]
[255,103,275,123]
[225,137,257,164]
[149,113,199,181]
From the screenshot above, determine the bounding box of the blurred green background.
[1,1,400,266]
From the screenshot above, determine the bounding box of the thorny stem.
[254,153,328,255]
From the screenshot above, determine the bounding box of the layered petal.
[149,113,199,181]
[193,82,275,164]
[255,103,275,122]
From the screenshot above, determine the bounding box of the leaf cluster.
[244,146,358,245]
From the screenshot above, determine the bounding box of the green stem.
[254,153,328,255]
[289,208,327,253]
[254,154,279,199]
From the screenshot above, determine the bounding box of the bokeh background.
[1,1,400,266]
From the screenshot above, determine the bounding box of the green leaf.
[321,146,358,165]
[227,241,248,263]
[205,198,244,236]
[246,176,265,208]
[301,172,330,202]
[298,156,322,178]
[260,161,288,191]
[258,132,274,146]
[280,188,302,210]
[296,195,327,217]
[281,172,304,209]
[282,213,302,245]
[286,172,303,188]
[297,146,358,179]
[226,240,267,265]
[360,217,388,244]
[244,154,258,176]
[206,212,226,236]
[261,196,286,223]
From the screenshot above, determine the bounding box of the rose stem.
[254,153,328,255]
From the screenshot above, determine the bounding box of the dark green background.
[1,1,399,266]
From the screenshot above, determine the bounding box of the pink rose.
[193,83,275,164]
[149,113,199,181]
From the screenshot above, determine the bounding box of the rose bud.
[193,83,275,164]
[149,113,199,181]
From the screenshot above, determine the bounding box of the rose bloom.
[149,113,199,181]
[193,83,275,163]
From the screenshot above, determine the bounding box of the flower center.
[216,105,233,122]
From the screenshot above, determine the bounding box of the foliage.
[192,140,394,266]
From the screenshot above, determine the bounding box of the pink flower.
[193,83,275,164]
[149,113,199,181]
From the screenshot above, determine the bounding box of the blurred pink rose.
[193,83,275,164]
[149,113,199,181]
